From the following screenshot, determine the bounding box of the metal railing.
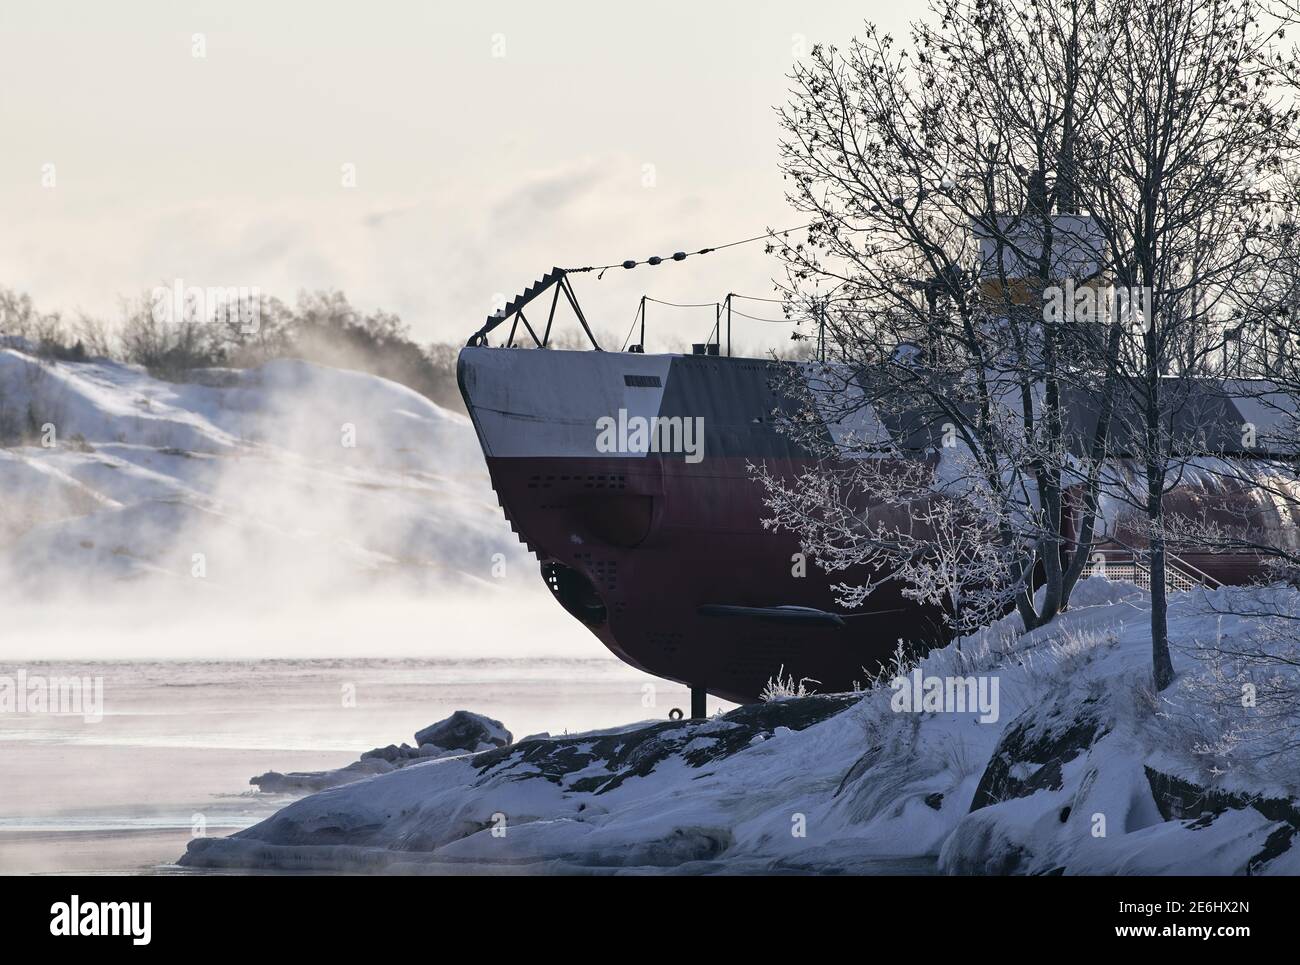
[1089,549,1222,593]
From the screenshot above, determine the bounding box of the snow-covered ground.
[180,579,1300,875]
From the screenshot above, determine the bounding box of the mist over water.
[0,346,596,662]
[2,590,596,661]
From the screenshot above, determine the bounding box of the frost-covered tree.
[759,0,1129,638]
[760,0,1296,689]
[1073,0,1294,689]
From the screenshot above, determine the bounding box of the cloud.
[2,152,787,348]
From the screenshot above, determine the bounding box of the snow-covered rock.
[183,695,861,872]
[250,711,517,796]
[937,677,1300,875]
[183,580,1300,874]
[250,758,396,794]
[414,710,511,752]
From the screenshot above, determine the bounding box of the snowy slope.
[0,343,529,597]
[180,579,1300,875]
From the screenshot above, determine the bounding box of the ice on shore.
[251,711,512,794]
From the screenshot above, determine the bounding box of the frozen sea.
[0,657,722,874]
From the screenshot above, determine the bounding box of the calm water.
[0,657,721,874]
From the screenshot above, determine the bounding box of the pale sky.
[0,1,912,350]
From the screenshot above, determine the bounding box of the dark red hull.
[484,453,947,704]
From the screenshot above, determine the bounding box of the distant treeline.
[0,285,816,414]
[0,285,467,413]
